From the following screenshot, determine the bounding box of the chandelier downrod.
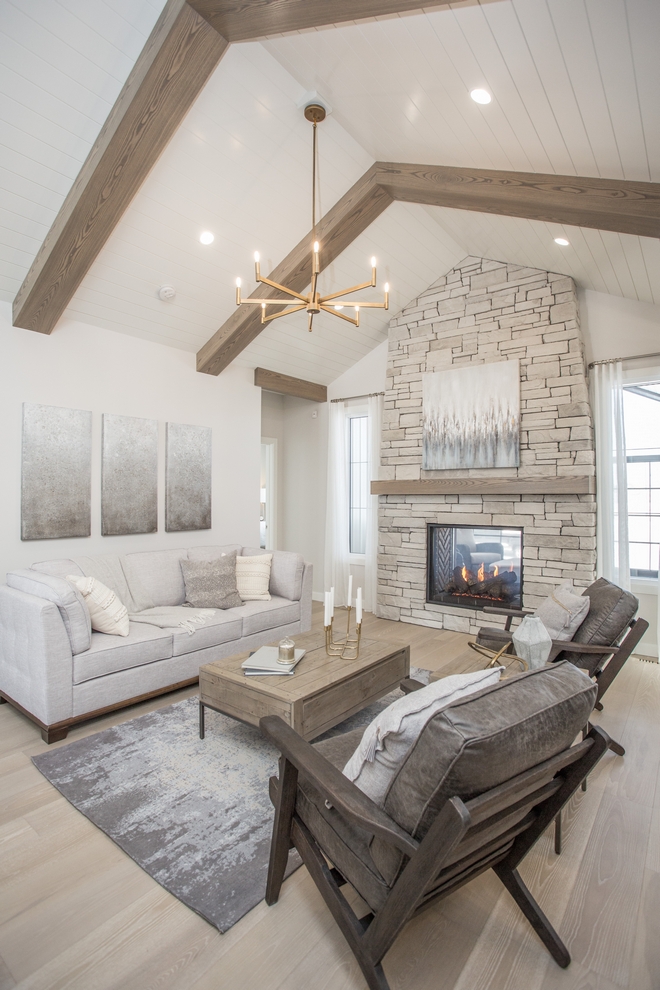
[234,102,389,334]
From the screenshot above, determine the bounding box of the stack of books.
[241,645,306,676]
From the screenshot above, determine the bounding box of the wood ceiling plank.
[196,166,392,375]
[375,163,660,238]
[187,0,460,42]
[12,0,229,335]
[254,368,327,403]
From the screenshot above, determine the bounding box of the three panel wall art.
[20,403,212,540]
[422,360,520,471]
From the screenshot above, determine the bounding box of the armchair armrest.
[482,606,532,618]
[552,641,619,655]
[260,715,419,858]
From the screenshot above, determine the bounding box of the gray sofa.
[0,544,312,742]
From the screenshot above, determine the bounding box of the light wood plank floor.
[1,604,658,990]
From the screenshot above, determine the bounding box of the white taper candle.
[347,575,353,608]
[356,587,362,624]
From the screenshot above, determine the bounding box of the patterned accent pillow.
[66,575,129,637]
[180,553,242,609]
[236,553,272,601]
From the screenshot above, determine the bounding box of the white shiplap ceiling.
[0,0,659,384]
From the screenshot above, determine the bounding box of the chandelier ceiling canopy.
[235,103,389,333]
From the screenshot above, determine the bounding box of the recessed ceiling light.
[554,237,570,246]
[199,231,214,245]
[470,89,492,105]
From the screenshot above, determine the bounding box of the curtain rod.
[330,391,385,403]
[588,350,660,369]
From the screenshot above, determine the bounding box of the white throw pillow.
[66,575,130,637]
[235,554,272,601]
[534,580,590,641]
[343,667,503,807]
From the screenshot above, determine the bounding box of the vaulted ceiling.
[1,0,659,385]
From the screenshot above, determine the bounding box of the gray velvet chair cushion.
[554,578,638,675]
[180,553,242,609]
[6,569,91,655]
[371,662,596,883]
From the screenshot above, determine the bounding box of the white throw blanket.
[73,555,215,635]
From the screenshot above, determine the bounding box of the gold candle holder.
[324,606,362,660]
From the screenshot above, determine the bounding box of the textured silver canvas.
[422,360,520,470]
[21,403,92,541]
[165,422,212,532]
[102,414,158,536]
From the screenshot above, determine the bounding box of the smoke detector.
[158,285,176,301]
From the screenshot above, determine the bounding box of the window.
[623,381,660,578]
[348,415,368,555]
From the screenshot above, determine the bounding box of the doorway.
[260,438,277,550]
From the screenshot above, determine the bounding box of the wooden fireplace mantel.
[371,476,595,496]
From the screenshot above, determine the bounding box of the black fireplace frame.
[426,523,524,612]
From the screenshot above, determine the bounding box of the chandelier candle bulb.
[235,278,241,305]
[254,252,260,278]
[384,283,390,308]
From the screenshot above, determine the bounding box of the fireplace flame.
[510,562,514,572]
[493,565,499,577]
[461,565,467,581]
[477,562,485,582]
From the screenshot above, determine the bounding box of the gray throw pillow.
[180,553,242,609]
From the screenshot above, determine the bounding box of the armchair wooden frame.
[480,606,649,757]
[261,714,610,990]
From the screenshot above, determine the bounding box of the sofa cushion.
[170,611,243,656]
[32,558,84,581]
[555,578,639,675]
[187,544,243,562]
[232,597,300,637]
[180,554,242,609]
[72,624,173,684]
[6,569,91,655]
[241,547,304,601]
[371,662,597,883]
[122,549,188,607]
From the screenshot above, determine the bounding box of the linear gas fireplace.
[427,524,523,611]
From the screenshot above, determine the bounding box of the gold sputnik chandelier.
[235,103,389,333]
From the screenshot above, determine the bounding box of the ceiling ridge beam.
[12,0,229,335]
[197,162,660,376]
[187,0,464,42]
[374,162,660,238]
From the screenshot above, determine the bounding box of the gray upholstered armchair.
[261,663,608,990]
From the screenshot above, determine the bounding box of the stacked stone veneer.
[378,256,597,633]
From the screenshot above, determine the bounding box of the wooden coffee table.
[198,630,410,741]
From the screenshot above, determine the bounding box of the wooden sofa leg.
[41,725,69,744]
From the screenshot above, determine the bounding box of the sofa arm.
[0,585,73,726]
[299,562,313,632]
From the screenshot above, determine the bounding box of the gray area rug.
[32,670,429,932]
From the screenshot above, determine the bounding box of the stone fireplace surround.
[377,256,597,636]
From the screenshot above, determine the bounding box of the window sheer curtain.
[365,393,383,614]
[324,400,349,606]
[591,361,630,590]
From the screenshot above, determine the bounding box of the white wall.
[579,289,660,365]
[0,304,261,578]
[327,339,388,401]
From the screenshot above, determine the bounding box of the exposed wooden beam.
[371,477,595,496]
[198,163,660,375]
[196,166,392,375]
[375,163,660,238]
[255,368,327,403]
[12,0,228,335]
[187,0,459,42]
